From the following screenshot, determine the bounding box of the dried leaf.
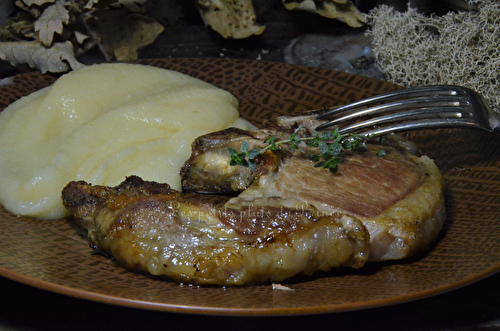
[283,0,316,11]
[86,9,163,61]
[317,0,366,27]
[21,0,56,6]
[0,40,83,73]
[74,31,89,44]
[196,0,265,39]
[34,1,70,46]
[84,0,100,9]
[282,0,366,28]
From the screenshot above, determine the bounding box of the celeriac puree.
[0,63,252,219]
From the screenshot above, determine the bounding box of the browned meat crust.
[180,128,261,193]
[62,176,369,286]
[62,176,180,231]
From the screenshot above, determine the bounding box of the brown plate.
[0,58,499,316]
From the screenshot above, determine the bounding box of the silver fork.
[315,85,499,137]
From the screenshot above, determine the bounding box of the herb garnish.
[228,140,260,171]
[228,126,376,173]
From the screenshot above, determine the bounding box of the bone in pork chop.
[181,113,446,262]
[62,113,446,285]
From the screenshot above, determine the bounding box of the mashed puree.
[0,63,251,219]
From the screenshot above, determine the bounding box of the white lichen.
[366,0,500,112]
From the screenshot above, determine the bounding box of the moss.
[366,0,500,112]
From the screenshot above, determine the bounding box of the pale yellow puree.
[0,63,251,219]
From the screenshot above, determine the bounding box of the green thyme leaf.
[247,149,260,159]
[306,154,321,162]
[266,136,277,144]
[247,159,256,171]
[328,143,342,155]
[240,140,249,153]
[328,165,339,174]
[228,147,239,157]
[320,131,332,141]
[318,141,329,154]
[314,161,326,168]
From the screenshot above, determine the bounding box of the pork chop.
[62,176,369,286]
[181,114,446,261]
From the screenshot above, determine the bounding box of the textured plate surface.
[0,58,499,316]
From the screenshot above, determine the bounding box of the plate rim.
[2,263,499,316]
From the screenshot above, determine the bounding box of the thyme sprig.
[228,126,370,173]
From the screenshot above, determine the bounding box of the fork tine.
[314,85,498,136]
[335,105,470,134]
[315,95,470,131]
[316,85,469,122]
[340,117,485,137]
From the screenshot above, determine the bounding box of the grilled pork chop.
[62,176,369,285]
[181,113,446,262]
[62,113,445,285]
